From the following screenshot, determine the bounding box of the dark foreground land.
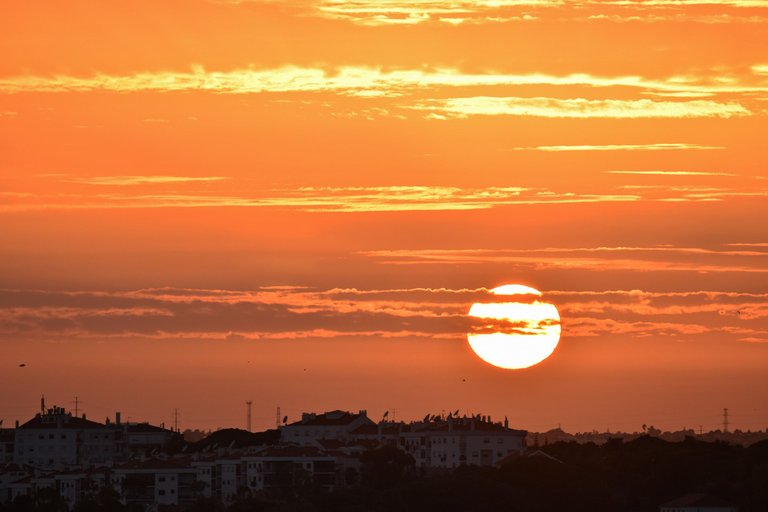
[4,435,768,512]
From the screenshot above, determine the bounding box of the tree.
[360,446,415,488]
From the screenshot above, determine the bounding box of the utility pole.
[173,408,180,433]
[723,408,729,433]
[246,401,252,432]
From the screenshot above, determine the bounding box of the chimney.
[504,417,509,429]
[116,412,121,426]
[82,413,86,420]
[15,420,19,428]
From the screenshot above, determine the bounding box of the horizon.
[5,399,762,437]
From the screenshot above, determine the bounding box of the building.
[243,445,350,493]
[280,410,374,446]
[352,415,527,469]
[54,470,107,509]
[0,464,32,504]
[0,429,14,464]
[14,406,116,468]
[111,459,197,510]
[13,405,177,469]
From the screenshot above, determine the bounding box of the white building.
[111,459,197,510]
[13,407,111,468]
[243,445,345,492]
[352,415,527,469]
[55,471,107,509]
[13,405,177,469]
[281,410,374,446]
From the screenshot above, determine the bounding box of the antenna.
[173,408,180,433]
[723,408,729,433]
[72,396,80,417]
[246,401,252,432]
[276,406,281,429]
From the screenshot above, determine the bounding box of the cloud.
[5,180,767,213]
[511,143,726,151]
[360,246,768,273]
[0,185,647,213]
[600,0,768,6]
[1,66,766,101]
[222,0,768,26]
[412,96,749,118]
[606,170,738,176]
[2,285,766,343]
[62,176,230,186]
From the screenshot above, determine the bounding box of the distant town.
[1,399,766,511]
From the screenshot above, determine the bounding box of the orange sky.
[1,0,767,433]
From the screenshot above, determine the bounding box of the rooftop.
[288,410,370,427]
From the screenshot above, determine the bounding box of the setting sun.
[468,285,561,369]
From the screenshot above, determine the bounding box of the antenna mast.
[246,401,252,432]
[276,406,281,429]
[723,408,729,433]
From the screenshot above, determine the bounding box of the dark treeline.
[3,436,768,512]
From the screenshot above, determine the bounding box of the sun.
[467,284,561,369]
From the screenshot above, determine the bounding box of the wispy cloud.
[413,96,749,118]
[606,170,738,176]
[225,0,768,26]
[360,246,768,273]
[1,66,766,102]
[602,0,768,6]
[2,285,766,343]
[0,185,645,213]
[5,181,767,213]
[62,176,230,186]
[512,143,726,151]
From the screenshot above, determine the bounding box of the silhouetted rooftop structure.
[289,410,368,426]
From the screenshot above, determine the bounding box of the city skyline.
[2,0,768,435]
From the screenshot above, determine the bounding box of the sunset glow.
[1,0,767,434]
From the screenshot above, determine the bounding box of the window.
[159,490,166,496]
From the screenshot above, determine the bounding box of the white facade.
[242,448,342,492]
[281,410,373,446]
[15,428,79,468]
